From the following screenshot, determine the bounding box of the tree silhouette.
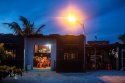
[3,16,45,36]
[118,33,125,43]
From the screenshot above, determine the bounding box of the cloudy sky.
[0,0,125,43]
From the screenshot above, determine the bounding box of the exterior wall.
[24,37,56,70]
[56,35,85,72]
[86,45,114,70]
[86,43,125,71]
[1,34,125,72]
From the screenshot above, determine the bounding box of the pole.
[84,34,86,71]
[24,37,26,71]
[82,23,86,71]
[77,21,86,71]
[116,46,119,70]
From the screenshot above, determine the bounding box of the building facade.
[86,41,125,71]
[0,34,125,72]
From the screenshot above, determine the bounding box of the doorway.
[33,44,51,70]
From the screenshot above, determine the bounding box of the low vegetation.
[0,65,23,80]
[0,43,23,80]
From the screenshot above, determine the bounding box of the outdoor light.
[67,15,76,23]
[58,5,86,71]
[67,13,86,71]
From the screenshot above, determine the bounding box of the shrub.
[0,65,23,80]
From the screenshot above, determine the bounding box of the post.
[82,24,86,71]
[77,21,86,71]
[24,49,25,70]
[84,35,86,71]
[24,37,26,71]
[116,46,119,70]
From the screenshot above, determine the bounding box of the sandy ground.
[0,70,125,83]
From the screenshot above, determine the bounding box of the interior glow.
[45,44,51,50]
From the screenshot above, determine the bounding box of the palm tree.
[3,16,45,36]
[118,33,125,43]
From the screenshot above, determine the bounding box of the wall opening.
[33,44,51,70]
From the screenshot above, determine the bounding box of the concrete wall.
[24,37,56,71]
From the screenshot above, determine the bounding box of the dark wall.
[55,35,85,72]
[86,44,125,71]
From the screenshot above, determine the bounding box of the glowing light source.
[56,5,86,33]
[68,15,76,23]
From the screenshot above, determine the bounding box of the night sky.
[0,0,125,43]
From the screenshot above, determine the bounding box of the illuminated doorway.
[33,44,51,70]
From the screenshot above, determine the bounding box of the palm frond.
[3,22,24,35]
[3,16,45,36]
[20,16,29,27]
[35,24,45,34]
[20,16,35,35]
[30,22,35,34]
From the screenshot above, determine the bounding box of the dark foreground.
[0,70,125,83]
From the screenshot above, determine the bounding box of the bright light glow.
[56,4,86,34]
[68,15,76,23]
[45,44,51,49]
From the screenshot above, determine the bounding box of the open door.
[33,44,51,70]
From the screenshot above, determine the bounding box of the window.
[64,52,78,60]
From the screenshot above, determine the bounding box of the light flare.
[55,4,86,34]
[68,15,76,23]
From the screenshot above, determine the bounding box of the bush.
[0,65,23,80]
[0,43,13,64]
